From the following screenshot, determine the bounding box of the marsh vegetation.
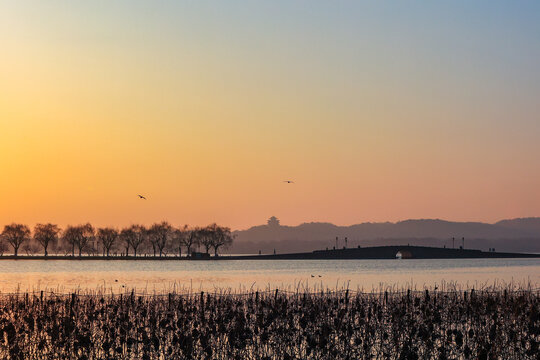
[0,286,537,359]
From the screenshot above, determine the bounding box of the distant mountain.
[495,218,540,234]
[229,217,540,254]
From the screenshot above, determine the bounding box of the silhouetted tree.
[62,224,94,257]
[199,224,217,254]
[22,240,40,256]
[120,225,146,256]
[181,226,199,256]
[34,223,60,256]
[2,223,30,256]
[212,226,234,256]
[62,226,78,256]
[148,222,172,257]
[0,241,7,256]
[78,224,95,256]
[97,227,118,256]
[119,227,132,256]
[170,225,188,256]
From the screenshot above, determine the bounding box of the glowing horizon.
[1,1,540,230]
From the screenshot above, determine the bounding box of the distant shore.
[1,245,539,260]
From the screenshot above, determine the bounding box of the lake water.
[0,258,538,294]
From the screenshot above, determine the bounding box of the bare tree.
[34,223,61,256]
[148,222,173,257]
[97,227,118,256]
[120,225,146,256]
[22,240,40,256]
[77,224,95,256]
[212,226,234,256]
[119,227,132,256]
[62,224,94,257]
[170,225,187,256]
[62,225,79,256]
[199,224,217,254]
[180,226,200,256]
[63,226,75,256]
[2,223,30,256]
[0,240,7,256]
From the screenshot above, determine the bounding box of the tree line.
[0,222,234,257]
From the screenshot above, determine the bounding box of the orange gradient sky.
[1,1,540,229]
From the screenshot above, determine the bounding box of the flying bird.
[138,194,147,200]
[283,180,294,184]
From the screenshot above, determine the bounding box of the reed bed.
[0,286,538,359]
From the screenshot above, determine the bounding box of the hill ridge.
[230,217,540,254]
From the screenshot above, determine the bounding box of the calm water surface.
[0,258,538,293]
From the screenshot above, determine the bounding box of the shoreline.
[1,245,539,260]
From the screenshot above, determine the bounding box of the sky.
[1,1,540,230]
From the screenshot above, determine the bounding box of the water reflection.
[0,258,538,293]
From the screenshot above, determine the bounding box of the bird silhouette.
[283,180,294,184]
[138,194,147,200]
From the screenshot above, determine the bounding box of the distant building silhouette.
[267,216,280,227]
